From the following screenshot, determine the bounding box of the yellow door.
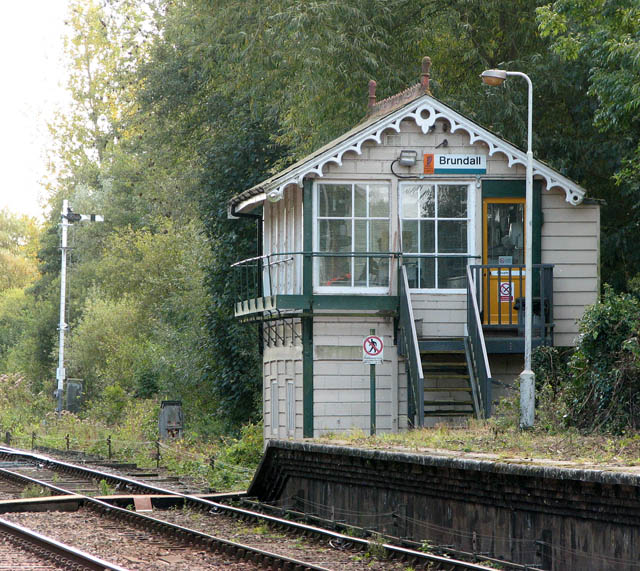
[482,198,526,325]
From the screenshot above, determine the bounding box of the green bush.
[562,285,640,433]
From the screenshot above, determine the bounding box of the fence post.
[156,440,160,468]
[31,432,36,450]
[4,432,10,446]
[107,435,112,460]
[65,434,70,451]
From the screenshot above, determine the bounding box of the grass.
[0,376,262,493]
[317,419,640,468]
[21,484,51,499]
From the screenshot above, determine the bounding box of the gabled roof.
[230,89,586,213]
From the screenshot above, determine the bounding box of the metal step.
[424,387,471,392]
[423,361,468,368]
[418,337,465,353]
[425,400,473,407]
[424,410,470,418]
[424,372,470,379]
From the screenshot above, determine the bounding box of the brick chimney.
[368,80,377,109]
[421,56,431,92]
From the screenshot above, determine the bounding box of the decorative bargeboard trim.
[240,94,585,209]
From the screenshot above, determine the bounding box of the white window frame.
[313,180,391,294]
[399,180,475,294]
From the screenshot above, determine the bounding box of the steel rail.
[0,516,129,571]
[0,462,332,571]
[0,446,497,570]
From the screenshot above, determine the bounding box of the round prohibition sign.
[363,335,384,357]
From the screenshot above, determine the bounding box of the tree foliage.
[538,0,640,287]
[2,0,637,435]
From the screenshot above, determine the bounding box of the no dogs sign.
[363,335,384,364]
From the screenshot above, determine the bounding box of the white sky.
[0,1,70,219]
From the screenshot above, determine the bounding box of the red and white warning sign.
[363,335,384,364]
[499,282,514,302]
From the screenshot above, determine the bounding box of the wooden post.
[31,432,36,450]
[65,434,70,451]
[156,441,160,468]
[107,435,112,460]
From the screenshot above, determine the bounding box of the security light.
[398,150,418,167]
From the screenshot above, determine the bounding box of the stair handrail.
[399,264,424,427]
[466,265,493,418]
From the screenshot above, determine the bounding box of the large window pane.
[438,220,467,253]
[420,258,435,288]
[369,257,389,287]
[318,184,351,217]
[370,220,389,252]
[406,260,419,288]
[438,257,466,289]
[369,185,389,217]
[419,185,435,218]
[421,220,435,253]
[354,256,367,287]
[319,219,351,252]
[354,185,367,217]
[402,220,419,252]
[486,202,524,265]
[438,185,467,218]
[319,257,351,287]
[354,220,367,252]
[401,187,419,218]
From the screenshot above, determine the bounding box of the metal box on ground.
[159,400,183,440]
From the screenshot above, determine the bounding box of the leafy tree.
[538,0,640,286]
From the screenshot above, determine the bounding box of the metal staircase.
[420,338,482,425]
[399,264,490,427]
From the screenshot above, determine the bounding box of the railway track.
[0,446,507,570]
[0,515,128,570]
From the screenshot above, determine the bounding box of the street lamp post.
[56,200,103,415]
[481,69,535,428]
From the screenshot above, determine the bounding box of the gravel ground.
[3,509,258,570]
[156,506,411,570]
[4,507,413,570]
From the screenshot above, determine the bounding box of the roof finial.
[368,80,377,108]
[421,56,431,92]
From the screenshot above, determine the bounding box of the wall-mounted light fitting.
[398,149,418,167]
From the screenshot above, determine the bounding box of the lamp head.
[481,69,508,87]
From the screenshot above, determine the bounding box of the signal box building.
[229,59,599,440]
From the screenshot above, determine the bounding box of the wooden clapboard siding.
[312,316,397,435]
[542,190,599,347]
[263,347,303,440]
[263,185,303,295]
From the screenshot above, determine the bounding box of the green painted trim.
[274,295,309,310]
[312,295,398,311]
[482,179,526,198]
[234,294,399,316]
[482,179,542,265]
[302,316,313,438]
[303,180,313,300]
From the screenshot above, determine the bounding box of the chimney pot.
[421,56,431,92]
[368,80,377,107]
